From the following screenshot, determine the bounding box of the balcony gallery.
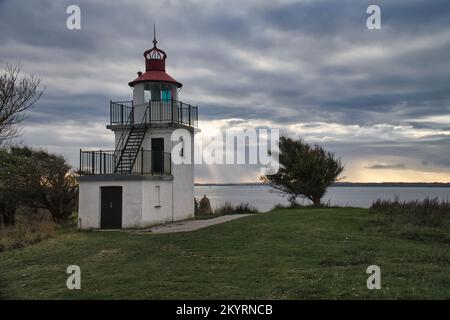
[109,99,198,128]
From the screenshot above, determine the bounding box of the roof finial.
[153,24,157,47]
[143,25,167,61]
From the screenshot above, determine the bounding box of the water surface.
[195,185,450,212]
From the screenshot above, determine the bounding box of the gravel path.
[146,214,251,234]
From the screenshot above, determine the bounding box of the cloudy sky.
[1,0,450,183]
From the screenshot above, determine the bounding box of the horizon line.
[195,181,450,185]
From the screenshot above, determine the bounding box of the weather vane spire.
[143,24,166,61]
[153,24,157,47]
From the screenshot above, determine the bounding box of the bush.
[197,195,213,215]
[214,202,259,215]
[271,200,332,211]
[70,211,79,226]
[194,196,259,217]
[370,196,450,228]
[213,202,234,215]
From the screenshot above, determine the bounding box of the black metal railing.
[109,99,198,127]
[110,100,134,125]
[80,149,171,176]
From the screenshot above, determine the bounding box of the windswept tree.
[0,149,29,225]
[0,147,78,226]
[11,147,79,225]
[36,152,78,225]
[0,63,44,145]
[261,136,344,206]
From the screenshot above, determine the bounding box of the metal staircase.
[113,106,148,174]
[114,127,147,173]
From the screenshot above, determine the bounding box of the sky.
[1,0,450,183]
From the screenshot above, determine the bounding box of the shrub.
[235,203,259,214]
[70,211,79,226]
[213,202,234,215]
[194,198,200,213]
[272,203,287,210]
[271,200,332,211]
[197,195,213,215]
[194,196,259,217]
[214,202,259,215]
[370,196,450,228]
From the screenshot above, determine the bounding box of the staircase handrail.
[114,106,149,173]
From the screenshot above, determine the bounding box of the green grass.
[0,208,449,299]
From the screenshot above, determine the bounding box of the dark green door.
[152,138,164,173]
[100,186,122,229]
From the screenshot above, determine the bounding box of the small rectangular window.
[155,186,161,208]
[180,137,184,158]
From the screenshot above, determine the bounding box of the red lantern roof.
[128,32,182,88]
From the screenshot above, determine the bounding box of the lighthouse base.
[77,175,194,229]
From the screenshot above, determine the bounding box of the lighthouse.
[78,32,198,229]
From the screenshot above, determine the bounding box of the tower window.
[155,186,161,208]
[161,84,172,101]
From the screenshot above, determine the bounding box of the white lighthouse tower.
[78,33,198,229]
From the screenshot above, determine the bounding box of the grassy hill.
[0,208,449,299]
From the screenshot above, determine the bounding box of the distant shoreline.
[195,182,450,188]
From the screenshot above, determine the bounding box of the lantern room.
[129,34,182,105]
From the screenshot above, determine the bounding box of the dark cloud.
[1,0,449,181]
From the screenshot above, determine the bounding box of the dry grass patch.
[0,215,56,252]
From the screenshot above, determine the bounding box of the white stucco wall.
[78,180,143,229]
[141,180,173,226]
[141,129,195,221]
[171,130,195,221]
[171,162,195,221]
[133,83,145,105]
[78,176,193,229]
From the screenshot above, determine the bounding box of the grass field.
[0,208,449,299]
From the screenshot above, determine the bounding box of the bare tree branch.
[0,63,44,145]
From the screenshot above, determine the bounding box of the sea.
[194,185,450,212]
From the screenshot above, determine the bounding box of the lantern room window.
[144,83,173,102]
[161,84,172,101]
